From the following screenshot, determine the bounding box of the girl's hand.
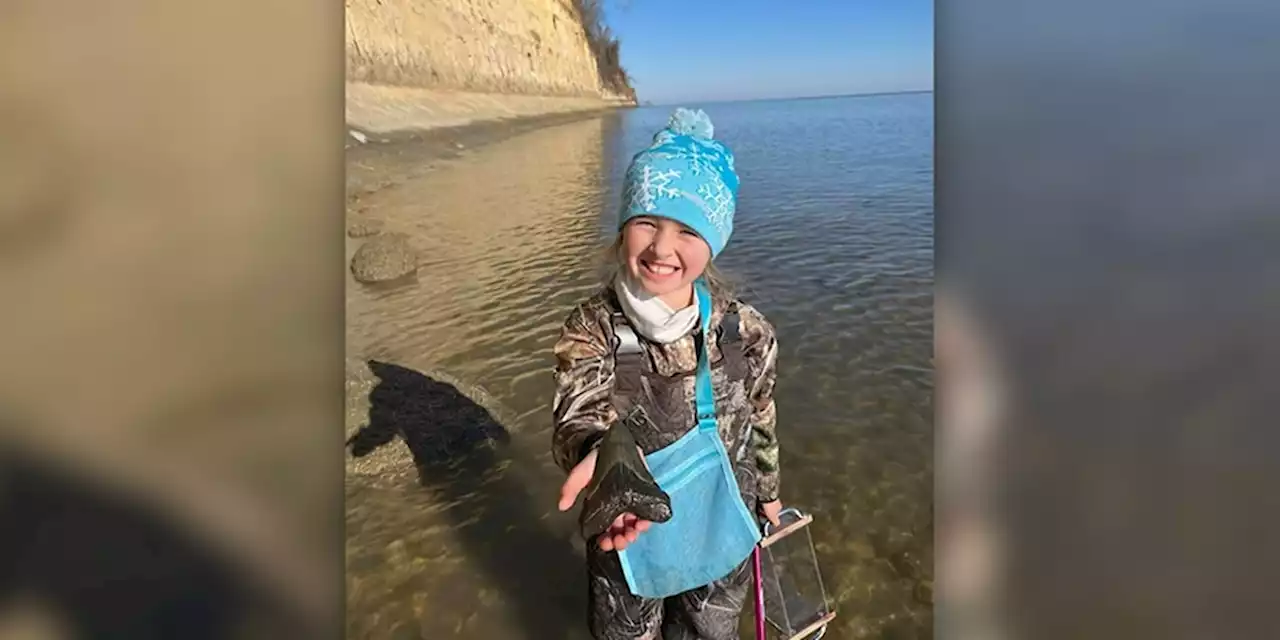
[557,448,599,512]
[557,446,653,551]
[760,499,783,527]
[597,512,651,552]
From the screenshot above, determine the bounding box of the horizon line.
[642,88,933,108]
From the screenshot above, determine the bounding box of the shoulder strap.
[609,311,647,409]
[714,305,748,380]
[610,312,649,381]
[612,313,644,356]
[719,310,741,346]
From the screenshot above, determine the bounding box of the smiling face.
[620,215,712,309]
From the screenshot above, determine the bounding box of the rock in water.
[345,357,379,440]
[351,233,417,283]
[347,218,383,238]
[913,579,934,605]
[579,409,673,539]
[889,550,924,580]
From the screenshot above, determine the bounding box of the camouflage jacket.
[551,286,781,504]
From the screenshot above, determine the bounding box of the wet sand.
[347,108,627,206]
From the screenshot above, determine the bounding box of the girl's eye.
[679,229,699,237]
[634,219,656,228]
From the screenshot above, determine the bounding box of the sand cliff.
[345,0,635,134]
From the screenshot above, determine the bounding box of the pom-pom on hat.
[619,108,740,258]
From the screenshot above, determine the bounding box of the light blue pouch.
[617,279,763,599]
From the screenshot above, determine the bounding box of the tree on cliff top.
[571,0,636,100]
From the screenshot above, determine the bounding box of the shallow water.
[346,92,934,639]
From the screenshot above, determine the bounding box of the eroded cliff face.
[345,0,630,101]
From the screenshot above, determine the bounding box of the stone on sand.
[351,232,417,283]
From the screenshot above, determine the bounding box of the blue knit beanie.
[618,108,740,258]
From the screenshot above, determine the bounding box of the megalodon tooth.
[579,409,673,540]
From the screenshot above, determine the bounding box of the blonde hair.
[600,232,737,302]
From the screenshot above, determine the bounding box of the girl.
[551,109,784,640]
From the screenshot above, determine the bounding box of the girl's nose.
[649,225,679,257]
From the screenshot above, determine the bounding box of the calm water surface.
[346,92,934,639]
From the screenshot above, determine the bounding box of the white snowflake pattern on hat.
[696,180,734,237]
[627,165,683,213]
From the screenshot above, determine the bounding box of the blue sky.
[601,0,934,104]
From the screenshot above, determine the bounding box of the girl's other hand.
[760,499,783,527]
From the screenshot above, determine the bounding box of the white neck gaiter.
[613,272,700,344]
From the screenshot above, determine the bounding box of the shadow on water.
[0,444,311,639]
[348,360,586,638]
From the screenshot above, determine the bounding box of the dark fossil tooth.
[579,410,673,540]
